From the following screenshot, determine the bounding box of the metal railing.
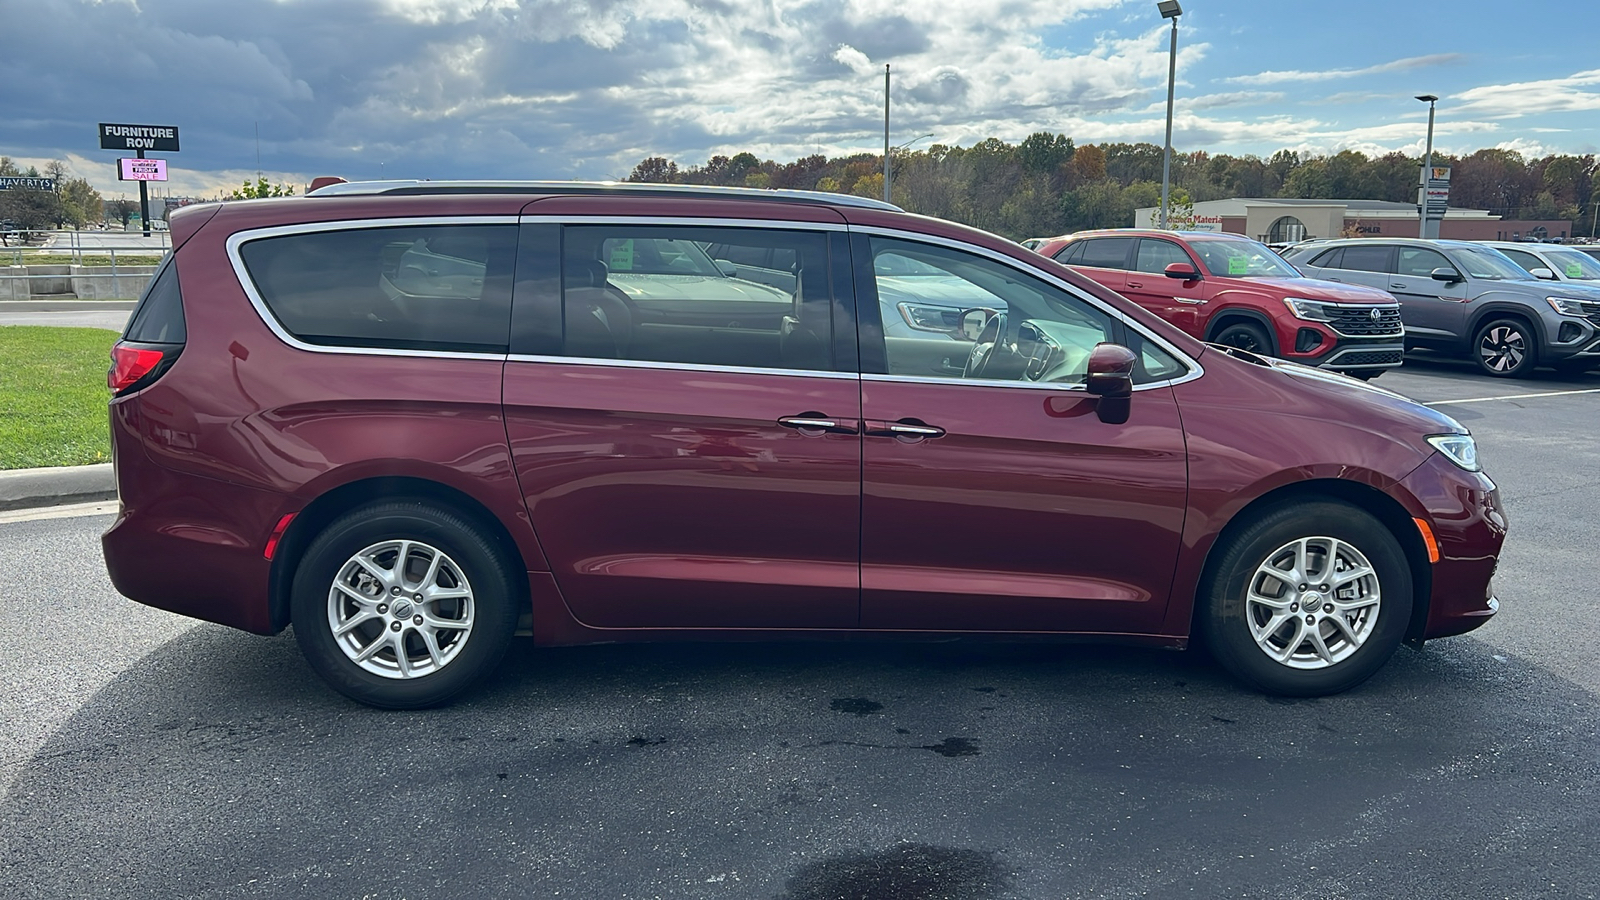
[1,229,170,300]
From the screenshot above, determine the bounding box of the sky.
[2,0,1597,201]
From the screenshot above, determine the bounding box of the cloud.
[1224,53,1464,86]
[1451,69,1600,119]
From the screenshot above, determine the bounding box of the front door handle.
[1390,283,1407,290]
[864,418,946,441]
[1174,296,1206,305]
[778,413,858,435]
[1125,280,1144,289]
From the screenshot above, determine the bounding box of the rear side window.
[1075,238,1134,270]
[239,224,517,353]
[123,256,186,344]
[1053,242,1087,265]
[1340,245,1394,274]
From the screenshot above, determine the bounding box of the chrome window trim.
[517,214,847,232]
[862,372,1185,393]
[225,217,520,360]
[846,224,1205,390]
[505,353,860,381]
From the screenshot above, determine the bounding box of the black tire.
[290,501,520,709]
[1200,501,1412,696]
[1212,320,1274,356]
[1473,317,1539,378]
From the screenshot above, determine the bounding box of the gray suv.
[1285,238,1600,377]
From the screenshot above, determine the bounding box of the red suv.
[1036,230,1405,378]
[104,182,1504,708]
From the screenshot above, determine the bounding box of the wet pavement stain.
[626,736,666,747]
[830,697,884,716]
[776,843,1009,900]
[921,738,981,758]
[972,686,996,693]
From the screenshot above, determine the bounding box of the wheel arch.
[1203,306,1282,356]
[1466,303,1547,348]
[1191,477,1433,644]
[268,475,531,632]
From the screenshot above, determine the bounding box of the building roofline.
[304,179,904,211]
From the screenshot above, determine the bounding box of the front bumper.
[1398,452,1507,640]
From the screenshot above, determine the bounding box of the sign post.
[1422,166,1450,238]
[98,123,180,237]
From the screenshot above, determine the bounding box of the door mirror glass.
[715,259,738,277]
[1430,267,1462,283]
[959,307,998,341]
[1086,343,1136,424]
[1163,262,1199,280]
[1528,266,1556,280]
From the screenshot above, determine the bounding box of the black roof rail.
[305,179,903,211]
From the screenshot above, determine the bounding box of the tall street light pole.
[1157,1,1182,229]
[1416,94,1439,239]
[884,64,892,203]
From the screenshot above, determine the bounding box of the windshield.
[599,237,722,276]
[1543,248,1600,280]
[1187,238,1301,278]
[1451,246,1533,280]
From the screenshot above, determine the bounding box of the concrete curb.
[0,464,116,511]
[0,300,138,311]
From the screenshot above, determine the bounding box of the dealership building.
[1134,198,1575,243]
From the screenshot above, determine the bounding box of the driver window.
[871,237,1117,386]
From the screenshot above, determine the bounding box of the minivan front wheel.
[290,501,519,709]
[1474,317,1539,378]
[1201,501,1412,696]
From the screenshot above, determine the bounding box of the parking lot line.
[1427,387,1600,406]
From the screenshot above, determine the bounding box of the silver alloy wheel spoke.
[326,539,476,680]
[1245,535,1381,671]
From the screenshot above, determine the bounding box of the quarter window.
[239,224,517,352]
[560,226,836,372]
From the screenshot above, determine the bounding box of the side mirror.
[1529,266,1557,280]
[1086,343,1137,424]
[1430,267,1462,283]
[1163,262,1200,281]
[716,260,738,277]
[959,307,998,341]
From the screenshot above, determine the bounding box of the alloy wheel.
[1478,324,1528,374]
[1245,536,1381,670]
[326,539,475,679]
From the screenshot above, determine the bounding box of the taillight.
[109,343,168,393]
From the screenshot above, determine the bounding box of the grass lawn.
[0,326,116,469]
[3,254,166,267]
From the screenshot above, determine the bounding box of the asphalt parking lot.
[2,356,1598,899]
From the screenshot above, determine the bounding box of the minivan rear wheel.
[290,501,519,709]
[1200,501,1412,696]
[1474,317,1539,378]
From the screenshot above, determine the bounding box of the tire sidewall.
[1202,501,1413,696]
[290,502,519,709]
[1473,317,1538,378]
[1215,321,1272,355]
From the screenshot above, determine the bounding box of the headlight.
[1427,433,1481,472]
[1547,297,1600,317]
[1284,297,1334,322]
[897,302,961,333]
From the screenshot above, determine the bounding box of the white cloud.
[1225,53,1464,86]
[1451,69,1600,119]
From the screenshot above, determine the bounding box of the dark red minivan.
[104,182,1505,708]
[1036,230,1405,379]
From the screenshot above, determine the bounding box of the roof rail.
[304,179,903,211]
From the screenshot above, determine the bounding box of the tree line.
[0,158,105,232]
[626,135,1600,240]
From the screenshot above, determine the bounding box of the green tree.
[229,177,297,199]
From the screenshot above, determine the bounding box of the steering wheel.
[963,312,1007,379]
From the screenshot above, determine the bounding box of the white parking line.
[0,500,118,525]
[1427,387,1600,406]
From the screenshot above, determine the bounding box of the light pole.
[883,64,891,203]
[1416,94,1439,239]
[1157,0,1182,229]
[886,133,934,204]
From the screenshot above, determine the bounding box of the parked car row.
[104,180,1504,708]
[1026,230,1600,379]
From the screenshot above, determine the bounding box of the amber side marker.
[1413,517,1440,564]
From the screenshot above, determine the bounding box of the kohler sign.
[98,123,180,153]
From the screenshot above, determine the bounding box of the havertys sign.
[98,123,180,152]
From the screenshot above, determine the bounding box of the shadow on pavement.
[2,627,1597,899]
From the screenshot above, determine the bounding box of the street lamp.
[1157,0,1182,230]
[1416,94,1439,239]
[883,64,892,202]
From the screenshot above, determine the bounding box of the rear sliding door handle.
[778,414,858,435]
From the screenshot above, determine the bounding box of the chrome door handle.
[1174,297,1206,305]
[865,419,946,440]
[778,414,858,435]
